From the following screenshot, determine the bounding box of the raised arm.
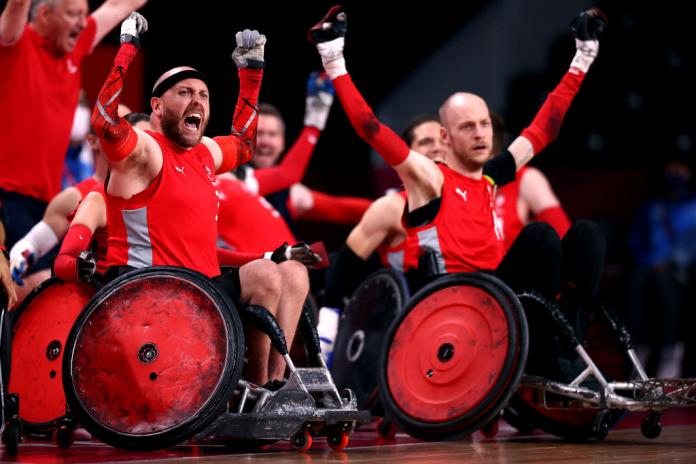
[253,72,334,195]
[90,0,147,50]
[508,7,607,169]
[204,29,264,174]
[91,12,150,168]
[0,0,30,45]
[308,6,443,210]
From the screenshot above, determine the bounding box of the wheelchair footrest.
[295,368,335,392]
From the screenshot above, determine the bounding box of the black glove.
[270,242,322,267]
[570,7,607,41]
[77,250,97,282]
[307,5,347,44]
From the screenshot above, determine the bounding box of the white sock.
[317,306,340,358]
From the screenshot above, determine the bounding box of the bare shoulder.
[201,136,222,166]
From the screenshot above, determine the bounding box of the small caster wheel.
[377,417,397,439]
[327,430,349,451]
[641,411,662,439]
[53,425,74,449]
[292,430,312,452]
[592,410,610,440]
[1,421,21,456]
[480,417,499,438]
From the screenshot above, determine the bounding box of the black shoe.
[262,379,286,391]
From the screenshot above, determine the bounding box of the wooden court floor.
[2,409,695,463]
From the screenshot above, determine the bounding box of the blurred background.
[16,0,696,376]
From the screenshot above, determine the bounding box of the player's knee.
[277,260,310,296]
[241,259,283,301]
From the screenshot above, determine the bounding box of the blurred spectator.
[0,0,148,253]
[627,160,696,377]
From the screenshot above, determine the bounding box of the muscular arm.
[43,187,84,239]
[0,0,30,46]
[332,74,443,210]
[90,0,147,50]
[205,68,263,173]
[53,192,107,281]
[345,193,406,260]
[520,167,571,237]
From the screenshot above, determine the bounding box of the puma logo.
[175,166,186,176]
[455,187,468,202]
[67,58,78,74]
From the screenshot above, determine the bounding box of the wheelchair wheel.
[63,266,245,450]
[332,269,410,412]
[510,298,630,441]
[378,272,528,441]
[9,278,96,433]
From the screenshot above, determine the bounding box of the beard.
[160,106,207,148]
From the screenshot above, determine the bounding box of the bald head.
[438,92,489,129]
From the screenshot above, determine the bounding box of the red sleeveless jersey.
[216,174,296,253]
[105,131,220,277]
[407,164,505,273]
[495,166,527,250]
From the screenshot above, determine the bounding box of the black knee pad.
[561,220,606,302]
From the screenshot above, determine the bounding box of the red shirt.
[106,131,220,278]
[407,164,505,273]
[216,174,295,253]
[0,18,96,202]
[495,166,528,250]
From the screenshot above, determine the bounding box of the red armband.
[91,43,139,163]
[333,74,409,166]
[536,205,571,238]
[521,70,585,155]
[54,224,93,280]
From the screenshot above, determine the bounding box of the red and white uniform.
[377,191,415,273]
[407,164,505,274]
[216,175,296,253]
[0,18,97,202]
[106,131,220,278]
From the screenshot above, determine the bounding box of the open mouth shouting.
[183,112,202,133]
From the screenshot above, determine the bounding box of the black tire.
[332,269,409,412]
[378,272,528,441]
[9,278,96,433]
[1,421,20,455]
[63,266,245,450]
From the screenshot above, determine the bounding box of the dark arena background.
[2,0,696,461]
